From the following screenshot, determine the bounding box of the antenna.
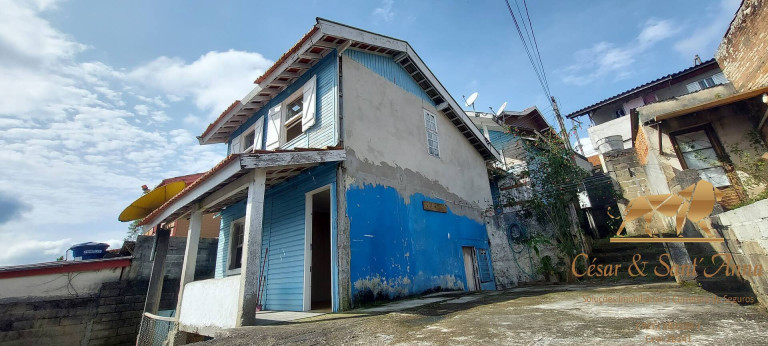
[495,102,507,117]
[464,92,478,111]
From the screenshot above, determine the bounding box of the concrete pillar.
[143,227,170,314]
[237,169,266,326]
[175,207,202,314]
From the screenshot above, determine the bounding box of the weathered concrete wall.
[339,52,495,306]
[716,0,768,92]
[588,115,632,154]
[0,236,217,345]
[341,54,493,210]
[709,199,768,306]
[603,148,651,235]
[178,276,240,336]
[485,213,561,288]
[0,267,123,301]
[0,280,175,346]
[654,68,725,101]
[126,235,218,282]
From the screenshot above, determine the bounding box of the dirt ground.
[200,282,768,345]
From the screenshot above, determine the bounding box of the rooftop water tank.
[69,242,110,261]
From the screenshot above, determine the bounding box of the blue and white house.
[139,18,501,335]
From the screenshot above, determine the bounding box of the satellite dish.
[464,92,478,108]
[495,102,507,117]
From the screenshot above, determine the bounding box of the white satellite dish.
[495,102,507,117]
[464,92,478,108]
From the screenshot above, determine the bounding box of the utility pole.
[570,118,585,156]
[551,96,573,152]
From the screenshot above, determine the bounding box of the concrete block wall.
[0,236,217,345]
[710,199,768,306]
[0,280,169,346]
[715,0,768,92]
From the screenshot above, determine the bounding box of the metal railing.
[136,312,176,346]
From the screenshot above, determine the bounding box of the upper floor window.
[686,72,727,93]
[284,93,304,143]
[230,118,263,154]
[424,110,440,157]
[264,75,317,149]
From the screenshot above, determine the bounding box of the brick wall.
[709,199,768,306]
[634,127,649,165]
[715,0,768,92]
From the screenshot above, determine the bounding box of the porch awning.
[139,147,345,227]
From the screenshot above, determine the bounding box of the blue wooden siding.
[343,49,435,106]
[214,163,338,311]
[229,51,338,152]
[346,185,495,306]
[488,130,517,152]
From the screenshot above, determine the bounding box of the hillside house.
[138,18,501,335]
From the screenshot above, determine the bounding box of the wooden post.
[143,227,170,314]
[175,208,202,314]
[237,169,266,326]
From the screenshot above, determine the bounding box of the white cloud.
[561,19,679,86]
[674,0,741,58]
[372,0,395,23]
[127,50,272,120]
[0,0,267,265]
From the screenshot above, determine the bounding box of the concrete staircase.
[582,238,674,283]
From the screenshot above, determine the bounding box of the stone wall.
[0,236,217,345]
[603,148,652,235]
[709,198,768,306]
[715,0,768,92]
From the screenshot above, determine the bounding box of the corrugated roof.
[565,59,720,119]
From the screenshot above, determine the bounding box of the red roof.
[0,257,131,279]
[157,173,204,189]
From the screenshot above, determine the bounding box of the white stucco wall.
[341,55,493,210]
[0,268,123,301]
[587,115,632,153]
[178,275,241,335]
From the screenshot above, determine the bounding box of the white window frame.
[227,217,245,276]
[424,110,440,157]
[242,129,257,153]
[281,88,305,145]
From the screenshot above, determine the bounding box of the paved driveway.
[203,282,768,345]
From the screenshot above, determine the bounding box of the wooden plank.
[237,169,266,326]
[175,208,202,315]
[422,201,447,213]
[201,172,252,210]
[240,150,346,169]
[143,228,170,314]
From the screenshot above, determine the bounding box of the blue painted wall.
[215,163,338,311]
[346,184,495,305]
[228,50,338,153]
[343,49,435,106]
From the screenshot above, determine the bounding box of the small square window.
[243,131,256,152]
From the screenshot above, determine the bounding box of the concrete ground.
[200,283,768,345]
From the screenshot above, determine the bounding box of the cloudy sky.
[0,0,739,265]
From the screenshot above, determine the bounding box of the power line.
[503,0,551,101]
